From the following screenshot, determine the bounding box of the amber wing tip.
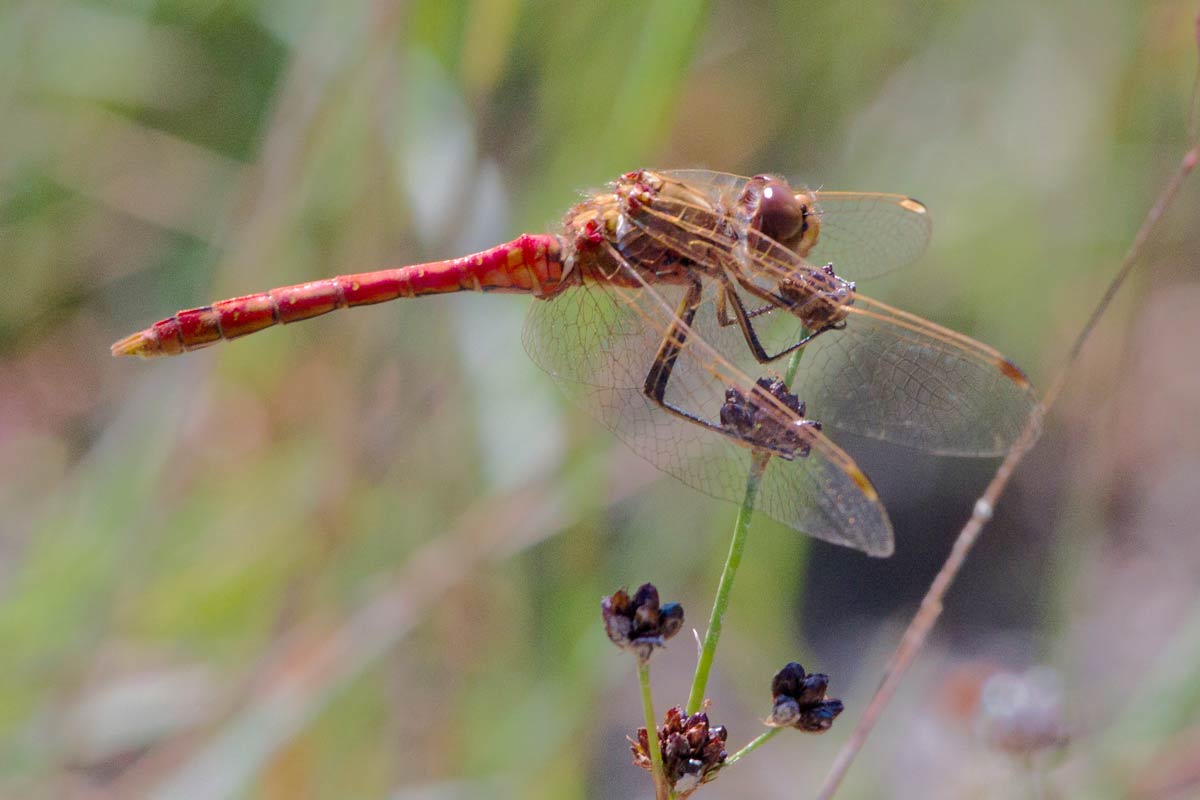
[998,358,1031,387]
[110,330,158,358]
[846,468,895,558]
[848,466,878,500]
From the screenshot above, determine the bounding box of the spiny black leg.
[717,277,835,364]
[597,243,802,457]
[640,276,750,438]
[643,276,706,415]
[715,285,776,328]
[639,276,809,460]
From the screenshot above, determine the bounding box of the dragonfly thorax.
[559,181,692,288]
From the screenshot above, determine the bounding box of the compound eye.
[756,178,804,245]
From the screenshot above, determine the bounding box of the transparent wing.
[656,169,746,196]
[521,277,658,390]
[620,187,1040,456]
[657,169,931,279]
[522,275,894,556]
[796,297,1041,456]
[568,381,895,556]
[807,192,931,280]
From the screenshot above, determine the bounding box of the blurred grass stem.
[816,40,1200,799]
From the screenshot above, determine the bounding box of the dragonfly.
[112,169,1039,557]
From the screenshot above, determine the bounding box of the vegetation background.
[2,1,1198,797]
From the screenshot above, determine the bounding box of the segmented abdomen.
[112,234,565,357]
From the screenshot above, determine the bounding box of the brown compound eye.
[756,177,805,244]
[740,175,808,248]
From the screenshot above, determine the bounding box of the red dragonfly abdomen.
[112,234,566,357]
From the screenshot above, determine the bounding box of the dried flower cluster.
[601,583,684,663]
[977,668,1069,756]
[631,706,728,795]
[767,662,844,732]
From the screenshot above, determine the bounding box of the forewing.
[673,289,1041,456]
[793,296,1041,456]
[808,191,931,280]
[657,170,931,279]
[656,169,747,197]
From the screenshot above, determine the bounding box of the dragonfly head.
[777,263,856,329]
[738,175,821,258]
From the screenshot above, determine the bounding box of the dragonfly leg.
[715,286,774,328]
[639,275,802,459]
[642,275,712,430]
[745,304,778,320]
[717,278,833,364]
[592,240,721,435]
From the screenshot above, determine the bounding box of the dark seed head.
[771,661,808,697]
[601,583,684,663]
[630,705,728,790]
[658,603,685,640]
[767,662,844,733]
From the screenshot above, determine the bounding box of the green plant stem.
[724,727,781,766]
[638,662,669,800]
[685,345,808,715]
[685,452,768,714]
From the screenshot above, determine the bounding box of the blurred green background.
[3,1,1199,798]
